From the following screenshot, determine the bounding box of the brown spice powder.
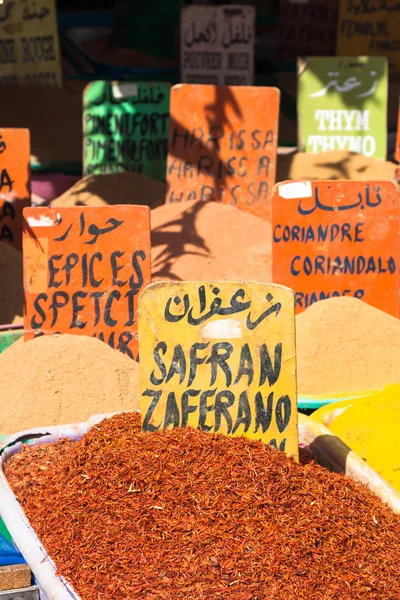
[0,335,140,434]
[296,296,400,397]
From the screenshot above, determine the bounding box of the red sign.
[23,205,151,359]
[0,129,30,251]
[166,84,280,220]
[272,180,400,316]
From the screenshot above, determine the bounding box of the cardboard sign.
[139,281,298,458]
[279,0,338,59]
[23,206,151,359]
[83,81,170,181]
[0,129,30,251]
[272,180,400,316]
[112,0,182,61]
[298,56,388,160]
[181,5,255,86]
[337,0,400,75]
[0,0,62,86]
[166,84,279,220]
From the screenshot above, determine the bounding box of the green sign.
[298,57,388,159]
[112,0,182,61]
[83,81,170,181]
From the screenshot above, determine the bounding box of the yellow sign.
[139,281,298,458]
[0,0,62,86]
[337,0,400,75]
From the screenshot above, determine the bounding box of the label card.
[0,129,30,251]
[298,56,388,160]
[167,84,280,220]
[279,0,338,59]
[272,180,400,316]
[139,281,298,458]
[0,0,62,86]
[337,0,400,76]
[23,205,151,359]
[83,81,170,181]
[181,5,255,86]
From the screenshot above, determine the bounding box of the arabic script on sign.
[165,285,281,330]
[298,184,382,215]
[309,71,378,98]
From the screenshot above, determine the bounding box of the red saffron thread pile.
[5,412,400,600]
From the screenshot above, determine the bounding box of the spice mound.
[5,413,400,600]
[276,149,399,182]
[0,334,140,434]
[296,296,400,397]
[52,171,166,209]
[151,200,271,282]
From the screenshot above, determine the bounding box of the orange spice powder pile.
[5,412,400,600]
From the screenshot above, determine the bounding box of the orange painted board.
[23,205,151,360]
[166,84,280,220]
[0,129,30,251]
[272,180,400,316]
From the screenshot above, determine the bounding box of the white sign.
[180,4,255,86]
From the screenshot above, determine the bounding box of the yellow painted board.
[336,0,400,75]
[139,281,298,459]
[0,0,62,86]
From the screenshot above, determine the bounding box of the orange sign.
[0,129,30,251]
[23,206,151,359]
[166,84,280,220]
[272,180,400,316]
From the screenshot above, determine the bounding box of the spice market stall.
[1,411,400,600]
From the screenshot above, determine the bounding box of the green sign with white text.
[83,81,170,181]
[298,57,388,159]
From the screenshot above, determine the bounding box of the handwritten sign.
[166,84,279,220]
[181,5,255,85]
[279,0,338,59]
[272,180,400,316]
[337,0,400,75]
[139,281,298,458]
[83,81,170,181]
[23,206,151,359]
[0,129,30,251]
[298,56,388,159]
[0,0,62,86]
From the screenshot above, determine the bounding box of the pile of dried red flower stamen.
[5,412,400,600]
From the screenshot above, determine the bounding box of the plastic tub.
[312,383,400,493]
[297,390,375,412]
[1,413,400,600]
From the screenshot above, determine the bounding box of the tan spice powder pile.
[276,149,399,183]
[5,411,400,600]
[296,296,400,397]
[0,334,140,434]
[151,200,271,282]
[0,242,24,325]
[52,172,166,210]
